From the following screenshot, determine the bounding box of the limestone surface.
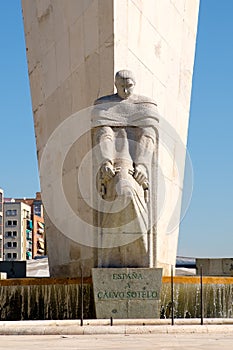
[22,0,200,277]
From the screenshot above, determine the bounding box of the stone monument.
[92,69,159,268]
[91,69,164,318]
[22,0,200,277]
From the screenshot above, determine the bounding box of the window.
[6,231,17,237]
[34,202,42,217]
[25,210,30,219]
[7,241,17,248]
[6,209,17,216]
[7,253,11,259]
[13,253,17,259]
[6,220,17,226]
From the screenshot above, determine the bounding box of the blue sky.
[0,1,39,197]
[0,1,232,258]
[179,0,233,257]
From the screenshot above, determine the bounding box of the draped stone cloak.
[91,99,159,267]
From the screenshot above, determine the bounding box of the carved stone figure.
[92,70,159,267]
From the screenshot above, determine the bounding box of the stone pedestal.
[92,268,162,318]
[196,258,233,276]
[22,0,199,277]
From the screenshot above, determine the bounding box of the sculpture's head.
[115,70,136,99]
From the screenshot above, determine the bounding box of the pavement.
[1,319,233,349]
[1,319,233,335]
[1,333,233,350]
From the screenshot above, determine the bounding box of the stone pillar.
[22,0,199,276]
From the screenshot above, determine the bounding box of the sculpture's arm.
[93,126,116,183]
[133,126,156,187]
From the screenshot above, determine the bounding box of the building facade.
[32,215,45,257]
[0,188,3,260]
[3,201,32,261]
[18,193,45,258]
[3,193,45,260]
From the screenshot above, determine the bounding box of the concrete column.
[22,0,199,276]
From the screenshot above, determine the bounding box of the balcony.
[26,241,32,249]
[37,222,44,234]
[26,251,32,260]
[37,229,44,235]
[37,238,44,254]
[26,220,33,230]
[26,229,32,240]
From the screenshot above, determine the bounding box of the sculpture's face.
[116,78,135,99]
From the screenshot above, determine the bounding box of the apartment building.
[18,192,45,258]
[0,188,3,260]
[3,201,32,261]
[32,214,45,257]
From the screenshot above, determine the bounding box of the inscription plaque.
[92,268,162,319]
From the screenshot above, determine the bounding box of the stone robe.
[92,98,159,267]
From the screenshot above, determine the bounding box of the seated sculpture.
[92,70,159,266]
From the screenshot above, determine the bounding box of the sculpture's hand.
[100,160,115,182]
[130,165,149,203]
[133,164,148,186]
